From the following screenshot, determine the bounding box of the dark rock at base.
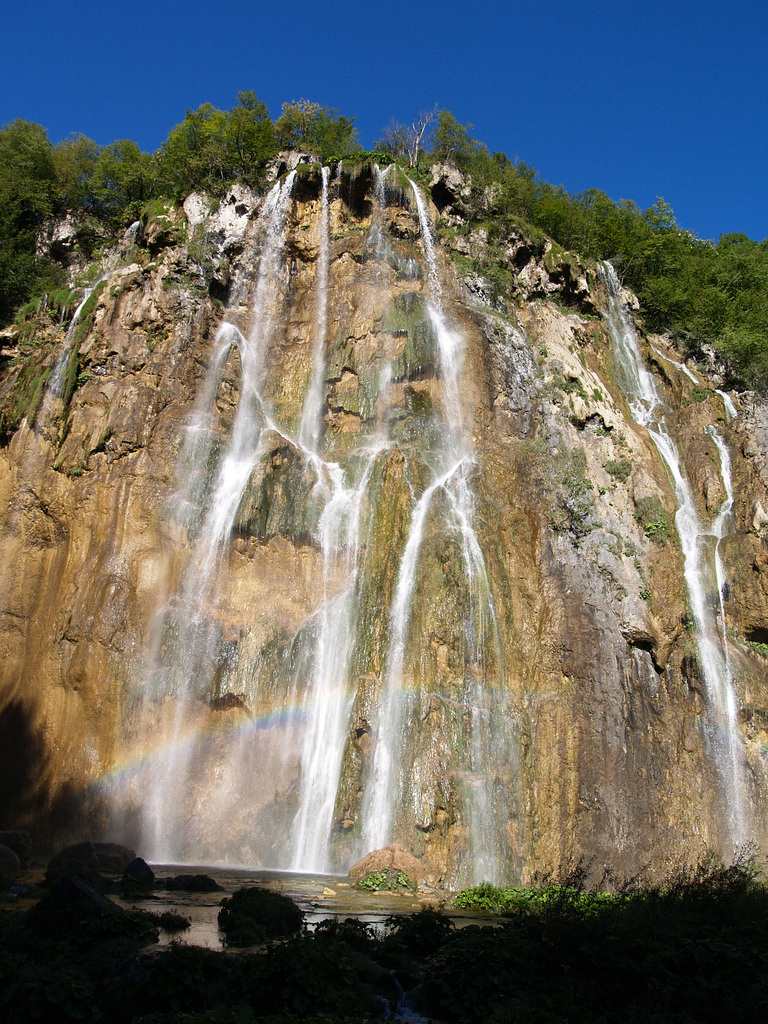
[25,874,123,936]
[0,830,32,866]
[46,840,138,888]
[46,841,103,889]
[93,842,136,874]
[218,886,303,946]
[164,873,222,892]
[122,856,155,892]
[0,844,21,880]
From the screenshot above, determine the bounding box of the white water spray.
[600,262,746,845]
[359,179,502,880]
[290,447,384,870]
[140,174,296,859]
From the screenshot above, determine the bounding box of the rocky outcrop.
[349,844,431,885]
[0,159,766,885]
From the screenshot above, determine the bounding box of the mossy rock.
[383,292,437,381]
[235,441,322,542]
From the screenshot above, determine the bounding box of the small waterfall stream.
[359,180,503,881]
[299,166,330,452]
[600,262,746,845]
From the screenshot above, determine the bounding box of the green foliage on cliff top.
[2,97,768,391]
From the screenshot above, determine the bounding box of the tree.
[225,91,276,184]
[406,106,438,167]
[432,110,485,170]
[374,119,410,161]
[52,133,101,212]
[91,140,155,221]
[0,119,57,324]
[156,103,230,196]
[374,106,438,168]
[274,100,357,161]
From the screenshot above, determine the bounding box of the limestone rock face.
[1,162,767,886]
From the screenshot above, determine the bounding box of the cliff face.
[1,157,767,885]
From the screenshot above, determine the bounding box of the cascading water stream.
[299,166,330,451]
[48,221,139,410]
[139,175,296,860]
[716,389,739,421]
[707,425,742,817]
[289,446,384,871]
[288,165,400,871]
[650,344,700,384]
[195,174,296,576]
[600,262,746,845]
[359,179,502,880]
[0,223,140,604]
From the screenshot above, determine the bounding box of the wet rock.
[122,856,155,892]
[0,844,21,880]
[348,844,429,884]
[46,841,103,889]
[164,873,222,892]
[93,842,137,874]
[25,874,123,936]
[218,886,303,946]
[0,830,32,866]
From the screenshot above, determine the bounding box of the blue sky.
[2,0,766,242]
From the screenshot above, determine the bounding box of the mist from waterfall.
[138,175,297,861]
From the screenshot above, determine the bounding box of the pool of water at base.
[114,865,487,949]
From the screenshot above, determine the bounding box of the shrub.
[385,908,454,954]
[635,495,671,543]
[217,887,303,947]
[603,457,633,483]
[354,870,414,892]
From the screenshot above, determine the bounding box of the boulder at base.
[25,875,124,936]
[0,844,21,880]
[0,830,32,866]
[46,840,137,887]
[164,873,222,892]
[122,857,155,892]
[348,844,430,886]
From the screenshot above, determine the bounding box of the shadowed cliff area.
[0,698,102,848]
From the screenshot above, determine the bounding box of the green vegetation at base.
[453,879,619,914]
[354,869,414,892]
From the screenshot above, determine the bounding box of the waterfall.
[716,389,739,421]
[600,262,746,846]
[359,179,503,882]
[299,166,330,451]
[138,174,296,860]
[49,221,139,404]
[650,344,700,384]
[289,446,383,871]
[124,165,510,880]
